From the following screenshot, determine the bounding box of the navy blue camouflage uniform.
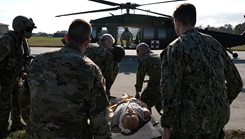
[160,28,243,138]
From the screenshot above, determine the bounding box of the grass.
[231,45,245,51]
[7,129,245,139]
[225,129,245,139]
[27,37,245,50]
[28,37,63,47]
[7,130,26,139]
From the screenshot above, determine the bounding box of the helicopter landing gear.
[233,53,238,59]
[226,48,238,58]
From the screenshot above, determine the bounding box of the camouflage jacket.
[160,29,243,135]
[0,31,30,84]
[85,44,113,91]
[121,31,133,40]
[26,46,111,139]
[112,63,119,83]
[135,50,161,92]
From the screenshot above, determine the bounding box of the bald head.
[121,107,139,131]
[136,42,150,57]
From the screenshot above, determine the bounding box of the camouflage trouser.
[120,38,131,47]
[111,65,119,86]
[19,79,30,124]
[11,77,24,128]
[140,88,162,114]
[0,82,14,136]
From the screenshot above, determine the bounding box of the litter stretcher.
[109,96,163,139]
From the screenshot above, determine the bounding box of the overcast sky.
[0,0,244,33]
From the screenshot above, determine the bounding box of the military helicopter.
[56,0,245,58]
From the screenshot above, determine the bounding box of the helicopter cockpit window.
[92,27,97,39]
[158,28,166,39]
[143,28,154,39]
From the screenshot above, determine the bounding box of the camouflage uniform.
[111,62,119,87]
[135,50,162,113]
[160,29,243,138]
[135,29,141,45]
[120,30,133,47]
[19,77,31,124]
[110,45,125,88]
[11,36,32,130]
[85,44,114,94]
[10,77,25,129]
[26,46,111,139]
[0,31,30,137]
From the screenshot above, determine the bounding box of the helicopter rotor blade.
[88,0,120,6]
[55,7,119,17]
[55,0,185,17]
[140,0,186,6]
[136,8,172,18]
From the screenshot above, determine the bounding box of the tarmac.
[31,47,245,130]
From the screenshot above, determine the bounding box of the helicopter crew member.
[160,3,243,138]
[0,15,36,138]
[135,42,162,115]
[85,33,114,97]
[135,29,141,45]
[113,27,119,45]
[120,27,133,48]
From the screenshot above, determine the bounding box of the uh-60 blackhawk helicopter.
[56,0,245,58]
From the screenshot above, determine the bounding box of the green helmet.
[12,15,37,38]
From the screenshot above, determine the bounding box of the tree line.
[197,22,245,35]
[39,23,245,37]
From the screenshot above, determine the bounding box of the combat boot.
[9,121,26,132]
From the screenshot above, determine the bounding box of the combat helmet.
[111,45,125,63]
[12,15,37,38]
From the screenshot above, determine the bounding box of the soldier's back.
[26,47,107,138]
[142,51,161,77]
[85,44,112,71]
[84,45,109,69]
